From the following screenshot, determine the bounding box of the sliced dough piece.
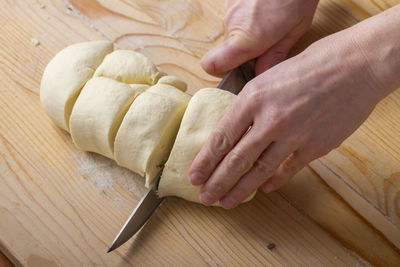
[114,84,190,187]
[69,77,148,159]
[94,50,163,85]
[146,84,190,102]
[40,40,113,131]
[157,75,187,92]
[158,88,255,206]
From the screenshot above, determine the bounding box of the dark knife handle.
[217,60,256,95]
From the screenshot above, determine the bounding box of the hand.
[201,0,319,77]
[189,23,393,209]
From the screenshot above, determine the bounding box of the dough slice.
[114,84,190,187]
[157,75,187,92]
[158,88,255,206]
[146,84,189,102]
[40,40,113,131]
[94,50,164,85]
[69,77,148,159]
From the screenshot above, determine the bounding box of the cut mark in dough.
[40,40,113,131]
[69,77,148,159]
[94,50,164,85]
[158,88,256,206]
[114,84,190,187]
[157,75,187,92]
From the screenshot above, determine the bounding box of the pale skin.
[188,0,400,209]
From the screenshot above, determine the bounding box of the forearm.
[351,4,400,99]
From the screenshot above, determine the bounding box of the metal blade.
[107,185,163,252]
[218,60,255,92]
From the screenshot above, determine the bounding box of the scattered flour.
[30,38,40,47]
[203,258,220,266]
[75,152,147,203]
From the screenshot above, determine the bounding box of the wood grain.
[0,0,399,266]
[281,167,400,266]
[331,0,399,20]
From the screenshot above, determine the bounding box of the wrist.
[349,5,400,100]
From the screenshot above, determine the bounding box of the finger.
[199,124,275,205]
[219,141,296,209]
[261,150,309,193]
[201,35,266,77]
[188,99,253,186]
[255,27,307,75]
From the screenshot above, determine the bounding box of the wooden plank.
[330,0,399,20]
[0,0,367,266]
[281,167,400,266]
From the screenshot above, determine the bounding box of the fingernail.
[189,172,205,185]
[220,196,236,210]
[200,191,214,205]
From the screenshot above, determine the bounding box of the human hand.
[189,23,394,209]
[201,0,319,77]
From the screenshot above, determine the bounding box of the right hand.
[201,0,319,76]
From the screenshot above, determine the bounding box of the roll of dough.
[158,88,255,205]
[94,50,164,85]
[69,77,148,159]
[157,75,187,92]
[146,84,189,102]
[114,84,190,187]
[40,40,113,131]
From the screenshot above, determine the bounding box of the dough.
[147,84,189,102]
[157,75,187,92]
[94,50,164,85]
[40,40,113,131]
[158,88,256,205]
[69,77,148,159]
[114,84,190,187]
[40,41,255,208]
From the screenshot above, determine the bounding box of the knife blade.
[107,60,255,253]
[107,173,163,253]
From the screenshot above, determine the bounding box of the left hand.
[201,0,319,77]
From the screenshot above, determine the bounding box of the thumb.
[255,29,305,75]
[201,35,264,77]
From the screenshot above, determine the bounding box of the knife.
[107,60,255,253]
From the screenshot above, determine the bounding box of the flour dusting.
[76,152,147,199]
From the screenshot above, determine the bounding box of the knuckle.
[226,152,253,174]
[270,48,288,62]
[196,155,213,172]
[245,88,264,108]
[207,181,227,196]
[281,155,301,174]
[269,113,287,132]
[286,135,302,148]
[253,158,275,178]
[209,129,231,157]
[227,186,250,205]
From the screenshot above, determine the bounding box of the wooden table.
[1,0,399,266]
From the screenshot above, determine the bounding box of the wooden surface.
[0,0,399,266]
